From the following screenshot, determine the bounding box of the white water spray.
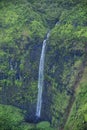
[36,32,50,118]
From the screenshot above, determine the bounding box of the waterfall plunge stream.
[36,32,50,118]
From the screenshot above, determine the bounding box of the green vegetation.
[65,67,87,130]
[0,0,87,130]
[0,104,54,130]
[0,104,24,130]
[36,121,54,130]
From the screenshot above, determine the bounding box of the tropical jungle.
[0,0,87,130]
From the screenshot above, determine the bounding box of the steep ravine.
[0,1,87,130]
[61,60,87,130]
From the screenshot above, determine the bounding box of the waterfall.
[36,32,50,118]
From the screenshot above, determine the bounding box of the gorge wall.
[0,0,87,130]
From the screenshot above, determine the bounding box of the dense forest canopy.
[0,0,87,130]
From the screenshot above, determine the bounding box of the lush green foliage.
[0,104,24,130]
[0,0,87,130]
[0,104,53,130]
[36,121,54,130]
[65,67,87,130]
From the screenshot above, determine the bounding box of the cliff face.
[0,0,87,130]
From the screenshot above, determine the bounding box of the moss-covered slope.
[0,0,87,130]
[64,64,87,130]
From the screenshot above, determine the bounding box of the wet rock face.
[0,0,87,128]
[0,31,85,127]
[0,37,42,122]
[41,37,85,124]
